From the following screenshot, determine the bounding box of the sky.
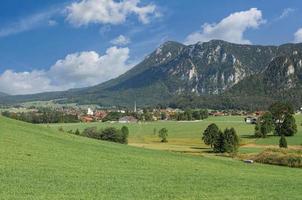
[0,0,302,95]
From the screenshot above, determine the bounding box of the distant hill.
[0,92,8,97]
[1,40,302,110]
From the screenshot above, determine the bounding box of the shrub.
[279,135,288,148]
[82,127,101,139]
[75,129,80,135]
[254,149,302,168]
[100,127,121,142]
[120,126,129,144]
[158,128,168,143]
[82,126,129,144]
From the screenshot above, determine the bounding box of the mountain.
[0,92,8,97]
[1,40,302,110]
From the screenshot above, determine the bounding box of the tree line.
[2,109,80,124]
[63,126,129,144]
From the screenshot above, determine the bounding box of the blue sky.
[0,0,302,94]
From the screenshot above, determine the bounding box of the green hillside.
[0,116,301,199]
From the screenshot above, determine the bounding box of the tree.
[254,112,274,138]
[120,126,129,144]
[268,102,294,135]
[202,123,219,148]
[254,120,262,138]
[158,128,168,143]
[213,131,225,153]
[279,135,288,148]
[223,128,239,153]
[279,114,297,136]
[75,129,80,135]
[213,128,239,153]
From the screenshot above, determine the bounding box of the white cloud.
[278,8,295,20]
[49,47,130,88]
[0,9,59,38]
[0,70,58,95]
[184,8,265,45]
[0,47,132,95]
[110,35,131,45]
[66,0,157,27]
[294,28,302,43]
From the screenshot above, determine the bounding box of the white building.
[87,108,94,116]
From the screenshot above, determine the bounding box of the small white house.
[87,108,94,116]
[244,116,257,124]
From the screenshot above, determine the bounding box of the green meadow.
[0,116,302,199]
[45,115,302,154]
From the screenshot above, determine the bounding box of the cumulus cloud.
[0,47,131,95]
[66,0,157,27]
[0,70,58,95]
[110,35,131,45]
[294,28,302,43]
[185,8,265,45]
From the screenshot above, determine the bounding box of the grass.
[1,116,302,199]
[45,115,302,154]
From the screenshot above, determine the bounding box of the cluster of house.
[80,108,108,123]
[244,111,266,124]
[79,107,183,123]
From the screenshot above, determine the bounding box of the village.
[0,102,277,124]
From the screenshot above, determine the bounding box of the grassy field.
[45,115,302,154]
[1,116,302,199]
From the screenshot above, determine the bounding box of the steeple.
[134,101,137,113]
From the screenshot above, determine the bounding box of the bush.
[279,135,288,148]
[100,127,121,142]
[158,128,168,143]
[82,126,129,144]
[254,149,302,168]
[82,127,101,139]
[75,129,80,135]
[120,126,129,144]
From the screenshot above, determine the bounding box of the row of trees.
[202,124,239,153]
[2,110,80,124]
[69,126,129,144]
[173,109,209,121]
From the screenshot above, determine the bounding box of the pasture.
[45,115,302,154]
[0,116,302,199]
